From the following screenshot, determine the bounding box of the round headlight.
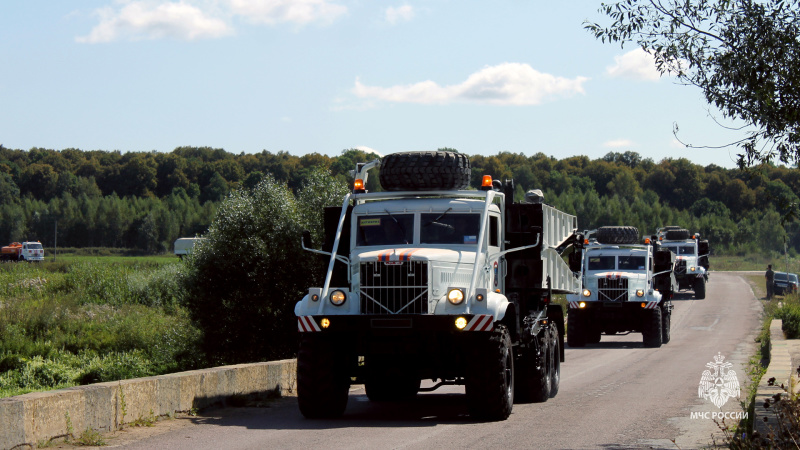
[329,290,346,306]
[582,289,591,297]
[690,266,696,272]
[636,289,644,297]
[447,289,465,305]
[578,302,586,308]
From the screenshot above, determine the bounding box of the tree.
[586,0,800,168]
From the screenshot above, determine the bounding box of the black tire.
[661,306,671,344]
[297,335,351,419]
[466,325,514,421]
[515,323,555,403]
[587,327,601,344]
[694,277,706,299]
[549,325,561,398]
[595,226,639,245]
[567,310,586,347]
[365,356,420,402]
[665,228,691,240]
[642,307,663,348]
[379,151,471,191]
[662,226,681,231]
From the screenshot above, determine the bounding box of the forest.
[0,145,797,256]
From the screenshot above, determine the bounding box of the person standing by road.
[766,264,775,300]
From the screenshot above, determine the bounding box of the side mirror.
[302,230,312,249]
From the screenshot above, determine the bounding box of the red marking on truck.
[297,316,321,332]
[465,314,494,331]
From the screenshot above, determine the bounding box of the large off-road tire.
[665,228,691,240]
[587,326,602,344]
[515,323,557,403]
[297,335,351,419]
[642,307,663,348]
[661,306,671,344]
[567,310,586,347]
[595,226,639,245]
[694,277,706,299]
[549,326,561,398]
[365,356,420,402]
[466,325,514,421]
[379,151,471,191]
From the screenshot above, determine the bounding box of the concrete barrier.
[0,359,296,449]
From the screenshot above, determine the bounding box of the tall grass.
[0,259,202,398]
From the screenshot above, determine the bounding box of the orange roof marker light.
[353,178,365,193]
[480,175,493,191]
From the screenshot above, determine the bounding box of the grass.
[0,258,203,398]
[712,254,800,273]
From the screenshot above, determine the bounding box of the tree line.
[0,145,797,255]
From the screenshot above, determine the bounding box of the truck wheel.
[549,324,561,398]
[297,335,351,419]
[661,306,671,344]
[694,277,706,299]
[642,307,663,348]
[567,310,586,347]
[587,326,601,344]
[595,226,639,245]
[365,356,420,402]
[466,325,514,420]
[514,323,555,403]
[665,228,691,240]
[378,151,471,191]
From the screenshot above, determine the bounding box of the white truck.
[173,237,205,259]
[295,151,582,420]
[0,241,45,262]
[656,227,709,299]
[566,226,677,348]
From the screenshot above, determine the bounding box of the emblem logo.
[698,353,740,409]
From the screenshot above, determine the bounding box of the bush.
[776,302,800,338]
[181,170,347,364]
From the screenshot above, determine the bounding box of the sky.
[0,1,752,168]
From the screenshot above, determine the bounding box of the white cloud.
[77,0,347,43]
[77,1,232,43]
[606,48,662,81]
[225,0,346,25]
[385,5,414,24]
[603,139,635,148]
[352,63,589,106]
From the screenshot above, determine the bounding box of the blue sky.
[0,1,750,168]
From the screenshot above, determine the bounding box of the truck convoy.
[565,227,677,348]
[294,151,582,421]
[656,227,710,299]
[0,241,45,262]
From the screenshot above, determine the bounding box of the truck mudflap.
[297,314,495,333]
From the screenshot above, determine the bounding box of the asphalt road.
[99,272,762,450]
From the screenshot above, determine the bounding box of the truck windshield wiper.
[384,209,409,243]
[423,208,453,228]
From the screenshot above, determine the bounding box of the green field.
[0,256,202,398]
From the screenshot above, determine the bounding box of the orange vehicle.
[1,241,44,262]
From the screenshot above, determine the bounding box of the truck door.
[489,214,503,292]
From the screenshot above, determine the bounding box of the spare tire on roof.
[662,226,681,231]
[379,151,471,191]
[665,228,691,240]
[596,226,639,245]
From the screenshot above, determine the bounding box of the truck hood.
[355,247,477,264]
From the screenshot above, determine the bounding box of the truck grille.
[674,260,686,275]
[359,261,429,314]
[598,277,628,302]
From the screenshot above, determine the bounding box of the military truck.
[565,226,677,348]
[294,151,582,421]
[656,227,709,299]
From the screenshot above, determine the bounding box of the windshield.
[618,256,646,270]
[790,274,798,283]
[420,213,480,245]
[356,214,414,246]
[588,256,615,271]
[665,245,695,256]
[27,243,43,250]
[775,273,789,281]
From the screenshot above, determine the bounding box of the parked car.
[773,271,798,296]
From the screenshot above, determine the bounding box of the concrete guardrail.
[0,359,297,449]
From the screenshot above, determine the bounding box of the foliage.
[0,260,202,398]
[180,169,347,364]
[585,0,800,169]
